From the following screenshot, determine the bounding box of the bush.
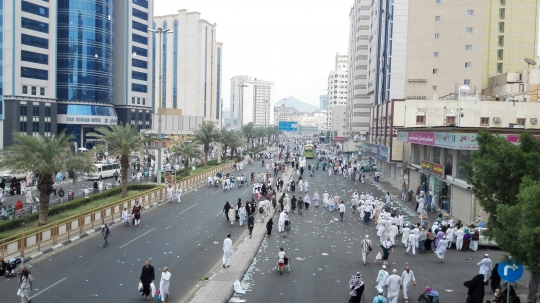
[0,184,158,233]
[152,159,229,182]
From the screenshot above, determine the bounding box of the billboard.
[278,121,298,131]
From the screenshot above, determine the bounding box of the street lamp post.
[148,27,173,184]
[217,99,223,164]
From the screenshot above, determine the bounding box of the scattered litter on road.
[296,257,304,261]
[321,253,328,256]
[445,289,453,292]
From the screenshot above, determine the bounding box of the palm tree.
[220,129,241,160]
[88,123,150,198]
[170,142,203,176]
[193,121,220,166]
[241,122,255,147]
[0,132,95,226]
[255,127,266,145]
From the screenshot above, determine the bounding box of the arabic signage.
[397,131,540,150]
[421,160,445,177]
[366,143,389,162]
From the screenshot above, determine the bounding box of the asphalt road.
[234,158,521,303]
[0,159,274,303]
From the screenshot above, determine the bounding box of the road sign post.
[498,258,524,303]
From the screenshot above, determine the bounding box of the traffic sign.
[278,121,298,131]
[498,260,524,283]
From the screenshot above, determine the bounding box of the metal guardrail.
[0,161,234,259]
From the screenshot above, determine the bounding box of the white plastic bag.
[138,282,143,295]
[375,251,382,260]
[150,282,156,297]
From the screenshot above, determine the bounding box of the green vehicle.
[304,144,315,159]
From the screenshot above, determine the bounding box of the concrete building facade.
[240,78,274,127]
[319,95,328,110]
[482,68,540,102]
[230,75,250,126]
[327,53,348,135]
[153,10,223,123]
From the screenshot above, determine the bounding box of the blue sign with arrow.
[498,260,524,283]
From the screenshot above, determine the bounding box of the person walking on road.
[405,233,417,256]
[278,211,288,232]
[222,234,233,268]
[339,201,346,221]
[167,185,173,203]
[101,223,110,247]
[159,267,171,302]
[376,265,389,293]
[381,236,393,261]
[348,272,365,303]
[238,204,247,227]
[477,254,493,283]
[400,266,416,303]
[266,218,273,236]
[18,268,33,303]
[385,269,401,303]
[313,191,320,207]
[132,203,142,226]
[277,247,286,274]
[373,288,388,303]
[122,207,130,226]
[176,187,182,203]
[247,213,255,239]
[228,205,236,226]
[361,235,372,266]
[435,236,448,263]
[223,201,232,221]
[140,260,155,301]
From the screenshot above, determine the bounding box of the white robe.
[376,270,389,290]
[223,238,233,266]
[322,193,329,207]
[385,274,402,303]
[436,239,448,259]
[388,225,398,244]
[401,228,411,245]
[176,188,182,202]
[477,258,493,280]
[238,207,247,226]
[278,212,288,232]
[400,270,416,300]
[159,271,171,297]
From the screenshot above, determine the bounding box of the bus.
[304,144,314,159]
[87,163,121,180]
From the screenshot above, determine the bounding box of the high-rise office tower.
[319,95,328,110]
[239,78,274,126]
[230,75,250,126]
[327,53,348,136]
[153,10,223,123]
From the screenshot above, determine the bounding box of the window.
[22,86,28,94]
[132,83,147,93]
[21,34,48,49]
[433,69,438,74]
[517,118,526,126]
[137,98,141,104]
[132,71,147,81]
[132,97,135,104]
[498,36,504,46]
[131,112,136,120]
[457,150,471,180]
[434,33,439,39]
[480,117,489,126]
[21,50,48,65]
[464,79,471,85]
[465,62,471,68]
[499,8,505,19]
[44,123,51,133]
[21,17,49,34]
[21,1,49,17]
[132,46,148,57]
[45,107,51,117]
[132,33,148,45]
[40,87,45,95]
[436,0,440,3]
[145,113,150,121]
[497,49,504,60]
[32,122,39,132]
[434,52,439,57]
[432,86,437,91]
[132,8,148,20]
[467,10,474,15]
[139,113,143,120]
[20,105,27,116]
[500,0,505,4]
[466,27,473,33]
[33,106,39,116]
[21,67,48,80]
[143,98,146,105]
[20,122,27,132]
[465,45,472,51]
[416,116,425,125]
[435,16,440,21]
[446,116,455,125]
[498,22,504,33]
[132,0,148,9]
[132,58,148,69]
[132,21,147,33]
[497,63,503,73]
[31,87,36,95]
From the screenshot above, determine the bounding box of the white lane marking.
[119,228,156,249]
[211,189,223,195]
[216,211,222,217]
[178,203,198,215]
[30,277,67,299]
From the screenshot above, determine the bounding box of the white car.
[477,227,498,247]
[1,170,29,180]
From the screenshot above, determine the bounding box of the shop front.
[366,143,401,184]
[419,160,451,212]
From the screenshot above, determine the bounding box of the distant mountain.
[274,96,319,113]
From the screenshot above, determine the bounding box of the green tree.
[255,127,266,145]
[193,121,220,166]
[170,142,203,176]
[220,129,241,160]
[88,123,150,198]
[463,131,540,277]
[241,122,255,147]
[0,132,95,225]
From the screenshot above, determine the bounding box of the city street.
[0,160,272,303]
[234,158,525,303]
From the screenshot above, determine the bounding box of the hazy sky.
[154,0,352,109]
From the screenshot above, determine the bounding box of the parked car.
[478,227,498,247]
[1,170,29,180]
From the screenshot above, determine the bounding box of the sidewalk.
[189,167,293,303]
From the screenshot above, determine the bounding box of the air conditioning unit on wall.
[493,117,501,123]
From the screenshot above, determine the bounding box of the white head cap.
[382,265,386,269]
[377,288,384,294]
[365,235,369,238]
[393,269,397,274]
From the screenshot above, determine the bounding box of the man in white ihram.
[278,211,289,232]
[159,267,171,302]
[385,269,402,303]
[176,187,182,203]
[477,253,493,283]
[400,266,416,303]
[222,234,233,268]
